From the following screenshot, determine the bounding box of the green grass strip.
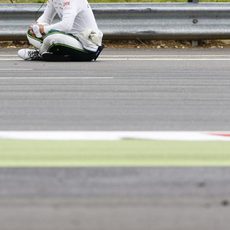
[0,140,230,166]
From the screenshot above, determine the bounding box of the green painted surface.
[0,140,229,166]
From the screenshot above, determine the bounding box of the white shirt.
[37,0,103,51]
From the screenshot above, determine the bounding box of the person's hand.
[29,25,36,36]
[31,24,43,38]
[38,24,45,35]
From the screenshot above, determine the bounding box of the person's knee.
[43,33,65,46]
[43,33,81,52]
[27,28,43,49]
[40,33,63,54]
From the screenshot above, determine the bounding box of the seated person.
[18,0,103,61]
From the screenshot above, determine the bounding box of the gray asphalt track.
[1,48,230,230]
[0,168,230,230]
[0,48,230,130]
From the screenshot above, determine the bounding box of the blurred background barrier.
[1,3,230,41]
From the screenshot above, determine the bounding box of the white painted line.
[1,54,230,61]
[102,54,230,58]
[0,58,229,61]
[0,131,230,141]
[0,77,113,80]
[99,58,230,61]
[0,69,33,71]
[0,58,21,61]
[0,55,18,57]
[2,54,230,58]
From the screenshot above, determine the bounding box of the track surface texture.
[0,48,230,130]
[0,168,230,230]
[1,48,230,230]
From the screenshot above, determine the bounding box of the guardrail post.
[188,0,199,46]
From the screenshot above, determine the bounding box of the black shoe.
[92,45,104,61]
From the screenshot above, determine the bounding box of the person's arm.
[43,0,81,34]
[37,0,56,25]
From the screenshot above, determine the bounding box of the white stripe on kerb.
[0,131,229,141]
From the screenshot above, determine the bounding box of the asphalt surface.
[0,48,230,130]
[1,48,230,230]
[0,168,230,230]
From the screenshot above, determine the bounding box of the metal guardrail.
[1,3,230,41]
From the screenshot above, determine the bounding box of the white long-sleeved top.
[37,0,103,51]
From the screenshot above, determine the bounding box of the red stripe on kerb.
[209,133,230,137]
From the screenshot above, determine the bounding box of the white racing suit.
[27,0,103,61]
